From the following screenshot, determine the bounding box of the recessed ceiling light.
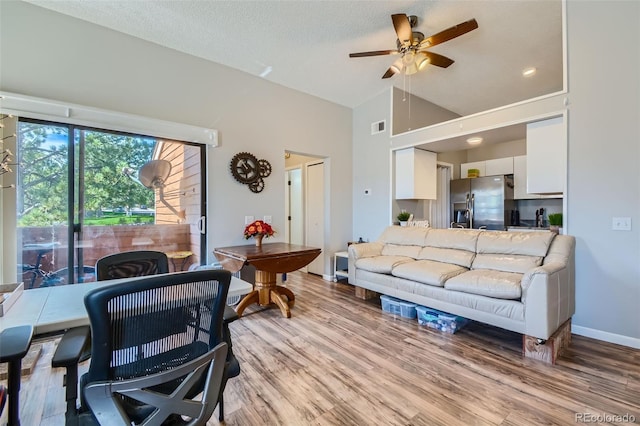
[467,137,483,145]
[522,67,537,77]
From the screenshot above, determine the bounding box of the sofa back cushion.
[381,243,422,259]
[476,231,555,257]
[424,229,481,252]
[472,231,555,273]
[378,225,429,246]
[418,246,475,269]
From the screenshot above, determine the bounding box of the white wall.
[352,1,640,346]
[352,89,393,242]
[565,0,639,345]
[0,1,353,277]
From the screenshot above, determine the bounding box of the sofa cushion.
[382,243,422,259]
[392,260,468,287]
[378,226,429,246]
[476,231,555,257]
[418,246,475,268]
[472,253,543,274]
[444,270,523,300]
[355,256,414,274]
[424,228,481,252]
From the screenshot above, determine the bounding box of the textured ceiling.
[24,0,563,117]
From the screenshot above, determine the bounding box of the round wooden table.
[213,243,321,318]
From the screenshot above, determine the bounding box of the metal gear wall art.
[230,152,272,193]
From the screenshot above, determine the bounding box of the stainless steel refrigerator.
[450,175,515,230]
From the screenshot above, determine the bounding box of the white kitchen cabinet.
[395,147,437,199]
[526,116,566,194]
[513,155,533,199]
[460,161,486,179]
[514,155,563,199]
[485,157,514,176]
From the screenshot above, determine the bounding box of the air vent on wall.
[371,120,386,135]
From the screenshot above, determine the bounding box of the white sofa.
[348,226,575,341]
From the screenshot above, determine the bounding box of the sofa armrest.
[348,242,383,260]
[521,262,566,292]
[348,242,383,284]
[521,262,575,339]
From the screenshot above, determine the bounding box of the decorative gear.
[258,159,272,178]
[230,152,260,184]
[249,177,265,193]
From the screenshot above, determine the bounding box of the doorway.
[284,151,325,276]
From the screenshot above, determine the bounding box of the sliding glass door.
[16,119,206,288]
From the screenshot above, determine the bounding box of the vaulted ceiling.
[24,0,564,118]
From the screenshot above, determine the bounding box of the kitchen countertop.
[507,226,551,232]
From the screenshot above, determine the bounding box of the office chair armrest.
[52,325,91,422]
[52,325,91,368]
[0,325,33,363]
[224,305,239,324]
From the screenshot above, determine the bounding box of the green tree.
[18,122,156,226]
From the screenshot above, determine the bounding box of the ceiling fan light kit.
[349,13,478,79]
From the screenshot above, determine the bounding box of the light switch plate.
[245,216,254,225]
[612,217,631,231]
[263,215,272,224]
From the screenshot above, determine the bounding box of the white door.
[286,168,304,245]
[305,162,324,275]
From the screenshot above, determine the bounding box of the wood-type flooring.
[3,271,639,425]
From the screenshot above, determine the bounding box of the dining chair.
[52,269,231,425]
[95,250,170,281]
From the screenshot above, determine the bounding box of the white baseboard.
[572,325,640,349]
[323,274,335,282]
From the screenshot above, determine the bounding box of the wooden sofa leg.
[354,286,377,300]
[523,319,572,364]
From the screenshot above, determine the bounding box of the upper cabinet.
[526,116,566,194]
[460,161,486,178]
[395,148,437,199]
[460,158,513,178]
[485,157,514,176]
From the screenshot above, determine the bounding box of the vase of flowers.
[244,219,275,247]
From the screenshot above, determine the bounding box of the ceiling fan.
[349,14,478,79]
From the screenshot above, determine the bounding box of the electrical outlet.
[612,217,631,231]
[263,215,272,224]
[245,216,254,225]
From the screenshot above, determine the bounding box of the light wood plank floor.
[3,271,639,425]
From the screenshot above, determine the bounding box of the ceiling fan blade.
[349,50,397,58]
[422,18,478,48]
[392,14,413,46]
[422,51,455,68]
[382,67,399,79]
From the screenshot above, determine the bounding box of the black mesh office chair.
[95,250,170,280]
[193,264,241,421]
[53,269,231,425]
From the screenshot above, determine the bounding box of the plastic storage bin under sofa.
[416,305,469,334]
[380,295,417,319]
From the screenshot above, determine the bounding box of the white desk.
[0,275,253,335]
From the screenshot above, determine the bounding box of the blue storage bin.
[380,295,417,319]
[416,305,469,334]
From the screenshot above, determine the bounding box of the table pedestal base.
[235,270,295,318]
